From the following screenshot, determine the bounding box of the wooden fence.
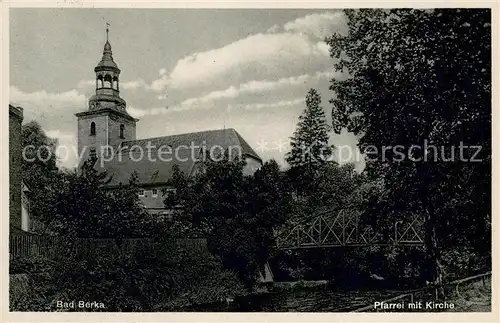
[351,271,492,312]
[9,234,207,260]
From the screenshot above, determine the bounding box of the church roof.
[95,40,120,71]
[96,58,119,69]
[98,128,261,187]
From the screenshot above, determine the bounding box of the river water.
[184,288,401,312]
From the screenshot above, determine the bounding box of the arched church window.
[103,74,112,88]
[90,147,97,159]
[112,76,119,90]
[120,124,125,139]
[97,75,103,89]
[90,122,96,136]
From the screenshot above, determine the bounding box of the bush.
[159,269,246,310]
[442,247,486,281]
[10,270,56,311]
[10,256,55,275]
[30,237,246,311]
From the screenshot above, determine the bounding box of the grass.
[445,277,491,312]
[351,275,492,313]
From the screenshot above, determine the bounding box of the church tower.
[76,25,138,163]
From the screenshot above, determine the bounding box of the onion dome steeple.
[97,26,119,71]
[88,23,131,117]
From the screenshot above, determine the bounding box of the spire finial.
[106,22,110,42]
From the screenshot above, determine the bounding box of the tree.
[20,121,62,233]
[11,234,246,311]
[327,9,491,293]
[286,88,332,171]
[165,159,292,287]
[35,162,158,238]
[21,121,59,189]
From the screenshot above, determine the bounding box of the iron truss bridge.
[275,209,425,250]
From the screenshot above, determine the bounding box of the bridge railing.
[275,209,424,249]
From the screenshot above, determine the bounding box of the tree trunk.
[424,207,445,299]
[416,162,445,299]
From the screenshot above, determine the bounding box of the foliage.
[21,121,163,238]
[21,121,61,233]
[165,159,292,287]
[10,271,54,312]
[286,88,332,172]
[162,269,246,310]
[15,123,248,310]
[165,155,384,289]
[272,245,427,289]
[10,238,245,311]
[441,247,489,281]
[327,9,491,288]
[21,121,59,190]
[445,277,491,311]
[284,88,366,222]
[9,256,55,275]
[30,161,162,238]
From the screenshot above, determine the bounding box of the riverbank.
[446,278,491,312]
[348,273,492,312]
[182,284,402,312]
[12,269,490,312]
[269,280,329,291]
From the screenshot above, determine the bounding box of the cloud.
[77,80,95,90]
[10,86,86,169]
[329,129,365,172]
[127,96,306,117]
[127,68,343,116]
[79,78,153,92]
[239,70,340,92]
[45,129,75,140]
[149,11,346,92]
[149,107,171,115]
[10,11,352,171]
[126,105,148,118]
[125,105,172,117]
[284,11,348,39]
[121,78,150,91]
[44,129,79,169]
[10,86,86,107]
[155,33,328,91]
[170,70,342,111]
[266,24,280,33]
[228,98,304,111]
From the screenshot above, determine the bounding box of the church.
[75,31,262,216]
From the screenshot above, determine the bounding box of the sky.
[10,8,363,170]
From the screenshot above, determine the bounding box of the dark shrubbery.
[10,256,55,275]
[10,238,245,311]
[272,246,428,290]
[442,247,491,281]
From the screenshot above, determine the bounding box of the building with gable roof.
[76,30,262,216]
